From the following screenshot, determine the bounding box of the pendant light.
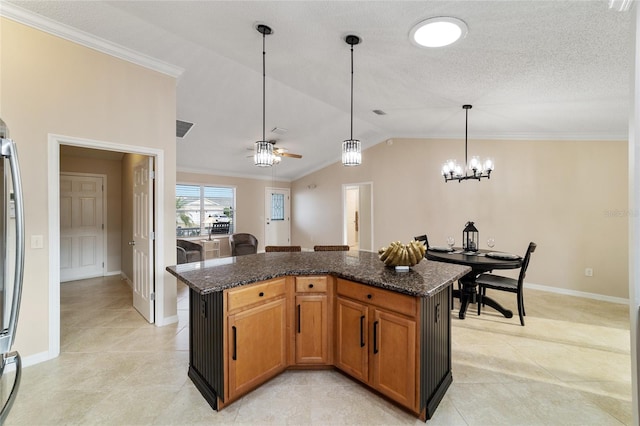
[441,105,494,182]
[254,24,274,167]
[342,35,362,166]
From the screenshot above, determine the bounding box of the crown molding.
[0,2,184,78]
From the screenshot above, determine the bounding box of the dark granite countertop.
[166,250,471,298]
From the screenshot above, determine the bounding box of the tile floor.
[4,275,632,425]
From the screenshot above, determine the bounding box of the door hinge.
[102,262,104,268]
[150,231,155,240]
[102,223,104,230]
[150,292,155,301]
[150,170,155,179]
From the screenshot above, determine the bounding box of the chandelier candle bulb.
[442,105,494,182]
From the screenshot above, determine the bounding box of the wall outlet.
[585,268,593,277]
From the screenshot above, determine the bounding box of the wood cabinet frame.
[186,275,452,421]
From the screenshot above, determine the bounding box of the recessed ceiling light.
[409,17,468,48]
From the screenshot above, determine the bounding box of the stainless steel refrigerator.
[0,117,25,423]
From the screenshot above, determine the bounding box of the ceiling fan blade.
[279,152,302,159]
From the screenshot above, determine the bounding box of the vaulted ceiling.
[5,1,634,180]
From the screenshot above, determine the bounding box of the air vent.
[372,109,387,115]
[176,120,194,138]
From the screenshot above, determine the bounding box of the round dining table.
[426,248,522,319]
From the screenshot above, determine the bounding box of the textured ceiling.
[5,1,634,180]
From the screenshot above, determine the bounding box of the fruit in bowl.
[378,240,426,267]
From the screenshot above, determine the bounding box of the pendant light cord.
[350,44,354,140]
[262,31,266,143]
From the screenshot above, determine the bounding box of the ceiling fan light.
[410,17,468,48]
[342,139,361,166]
[254,140,274,167]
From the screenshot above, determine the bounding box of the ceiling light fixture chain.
[254,24,274,167]
[342,34,362,167]
[441,104,494,182]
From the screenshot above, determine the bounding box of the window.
[176,184,235,237]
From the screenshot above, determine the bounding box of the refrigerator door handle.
[1,138,25,351]
[0,351,21,424]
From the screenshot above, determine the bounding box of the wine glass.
[487,237,495,249]
[446,236,455,250]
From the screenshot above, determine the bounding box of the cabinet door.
[227,297,287,400]
[295,294,328,364]
[335,297,368,382]
[371,308,417,411]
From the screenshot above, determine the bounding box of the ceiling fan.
[247,140,302,162]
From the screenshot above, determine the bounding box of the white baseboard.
[105,270,122,277]
[2,350,56,373]
[525,282,629,305]
[157,315,179,327]
[121,273,133,288]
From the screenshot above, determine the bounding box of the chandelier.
[342,35,362,166]
[442,105,494,182]
[254,24,274,167]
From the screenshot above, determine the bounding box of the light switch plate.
[31,235,44,249]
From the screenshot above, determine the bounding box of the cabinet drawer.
[336,279,416,317]
[227,278,287,312]
[295,276,327,293]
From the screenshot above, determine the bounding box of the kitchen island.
[166,250,470,421]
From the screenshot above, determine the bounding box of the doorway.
[49,134,166,358]
[264,187,291,246]
[343,183,373,251]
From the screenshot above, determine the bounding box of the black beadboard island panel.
[167,250,470,421]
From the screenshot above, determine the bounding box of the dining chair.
[476,242,537,326]
[416,233,460,309]
[265,245,302,252]
[313,245,350,251]
[229,233,258,256]
[413,234,430,251]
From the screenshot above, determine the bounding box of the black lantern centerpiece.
[463,221,479,252]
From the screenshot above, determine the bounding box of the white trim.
[0,2,184,79]
[2,350,54,373]
[49,134,168,363]
[162,315,179,326]
[104,270,121,277]
[525,282,629,305]
[177,165,293,183]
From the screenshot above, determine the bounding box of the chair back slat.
[313,245,350,251]
[265,245,302,252]
[517,242,537,288]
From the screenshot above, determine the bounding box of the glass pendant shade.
[254,140,274,167]
[342,139,361,166]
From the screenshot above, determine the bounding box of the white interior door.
[343,183,373,252]
[265,188,291,246]
[132,157,154,323]
[60,173,105,282]
[346,186,359,249]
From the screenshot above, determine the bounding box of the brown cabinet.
[335,278,418,412]
[226,278,287,400]
[294,276,330,365]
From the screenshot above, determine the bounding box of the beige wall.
[292,138,629,299]
[1,18,177,358]
[60,152,123,275]
[177,171,290,252]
